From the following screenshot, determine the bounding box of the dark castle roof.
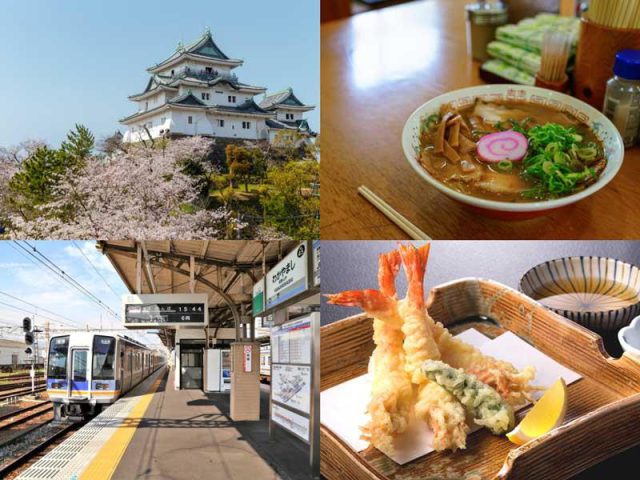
[266,118,314,134]
[215,99,270,115]
[169,92,207,107]
[260,88,310,110]
[149,29,241,71]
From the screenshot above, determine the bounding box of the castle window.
[145,101,148,111]
[171,69,175,76]
[202,93,210,101]
[205,67,213,73]
[217,119,225,127]
[242,121,251,129]
[286,113,294,120]
[228,95,236,103]
[188,116,193,124]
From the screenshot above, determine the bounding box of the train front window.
[92,336,116,380]
[47,336,69,378]
[72,350,88,382]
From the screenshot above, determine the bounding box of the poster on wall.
[272,364,311,414]
[312,240,320,287]
[252,279,265,316]
[271,316,311,365]
[272,404,310,442]
[265,243,308,309]
[243,345,252,373]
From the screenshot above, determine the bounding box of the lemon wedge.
[506,378,567,446]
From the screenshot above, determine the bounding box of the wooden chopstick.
[357,185,432,240]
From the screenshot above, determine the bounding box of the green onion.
[495,160,513,172]
[518,123,602,198]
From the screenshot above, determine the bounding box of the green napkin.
[481,59,536,85]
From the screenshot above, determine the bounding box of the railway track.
[0,421,78,478]
[0,380,45,392]
[0,402,51,423]
[0,373,44,383]
[0,402,53,433]
[0,385,46,402]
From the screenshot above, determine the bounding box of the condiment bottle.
[603,49,640,148]
[465,0,508,62]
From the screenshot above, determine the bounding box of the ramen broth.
[418,99,606,203]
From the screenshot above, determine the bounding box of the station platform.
[18,368,310,480]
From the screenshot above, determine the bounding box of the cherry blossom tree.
[0,140,44,234]
[9,136,240,239]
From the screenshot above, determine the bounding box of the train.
[260,343,271,384]
[47,332,165,420]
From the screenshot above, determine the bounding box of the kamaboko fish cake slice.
[422,360,515,435]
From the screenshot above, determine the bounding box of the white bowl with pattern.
[520,256,640,332]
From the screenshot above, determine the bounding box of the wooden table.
[321,0,640,239]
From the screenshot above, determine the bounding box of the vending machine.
[204,349,221,392]
[221,349,231,392]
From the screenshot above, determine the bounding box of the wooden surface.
[574,18,640,110]
[320,278,640,479]
[321,0,351,23]
[320,0,640,239]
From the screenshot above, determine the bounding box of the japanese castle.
[120,28,315,144]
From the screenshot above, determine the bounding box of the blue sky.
[0,241,160,347]
[0,0,319,147]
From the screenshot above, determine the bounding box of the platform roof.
[98,241,298,346]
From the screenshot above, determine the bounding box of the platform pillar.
[230,342,260,421]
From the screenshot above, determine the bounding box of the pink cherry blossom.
[8,137,241,239]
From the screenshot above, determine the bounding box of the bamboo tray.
[320,278,640,480]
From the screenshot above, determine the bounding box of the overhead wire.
[13,241,120,319]
[0,290,78,325]
[71,241,122,301]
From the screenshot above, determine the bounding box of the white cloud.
[0,242,160,347]
[0,262,33,269]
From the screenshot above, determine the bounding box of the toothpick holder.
[574,18,640,109]
[535,73,570,93]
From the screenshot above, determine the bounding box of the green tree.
[263,160,319,238]
[225,144,254,192]
[60,124,95,168]
[7,125,95,221]
[8,146,66,219]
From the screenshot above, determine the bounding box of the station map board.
[270,313,316,443]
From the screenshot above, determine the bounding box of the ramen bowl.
[401,85,624,219]
[520,256,640,332]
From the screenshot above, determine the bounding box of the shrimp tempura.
[398,243,469,451]
[397,243,441,382]
[326,251,412,455]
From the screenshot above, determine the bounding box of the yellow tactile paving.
[79,376,162,480]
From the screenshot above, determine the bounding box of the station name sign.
[265,242,308,310]
[123,293,208,329]
[252,240,320,317]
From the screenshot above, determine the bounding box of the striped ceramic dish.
[520,256,640,332]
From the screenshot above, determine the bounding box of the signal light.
[25,332,34,345]
[23,317,31,332]
[25,347,33,355]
